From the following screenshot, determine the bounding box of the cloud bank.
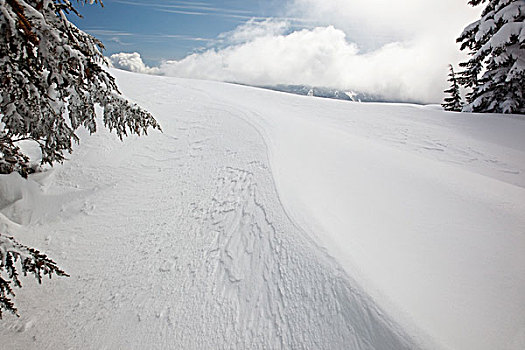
[159,22,450,103]
[113,1,483,103]
[109,52,160,75]
[287,0,481,49]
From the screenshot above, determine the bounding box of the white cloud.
[156,1,484,103]
[108,52,160,75]
[287,0,482,49]
[218,18,289,45]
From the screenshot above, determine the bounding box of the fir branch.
[0,233,69,319]
[1,0,160,175]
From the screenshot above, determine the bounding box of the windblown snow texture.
[0,70,524,350]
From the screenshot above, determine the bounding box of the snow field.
[0,71,417,349]
[1,69,524,350]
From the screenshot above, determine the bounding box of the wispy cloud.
[110,0,314,28]
[112,0,256,18]
[152,3,254,15]
[87,29,134,37]
[114,0,212,7]
[156,8,264,21]
[85,29,214,43]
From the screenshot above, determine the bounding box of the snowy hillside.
[1,70,524,350]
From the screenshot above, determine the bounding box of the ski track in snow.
[0,74,418,349]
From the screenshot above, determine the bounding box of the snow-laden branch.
[0,233,68,318]
[0,0,160,175]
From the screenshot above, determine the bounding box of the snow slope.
[1,70,524,350]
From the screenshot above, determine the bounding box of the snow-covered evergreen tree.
[0,0,160,318]
[457,0,524,114]
[0,0,160,176]
[442,64,464,111]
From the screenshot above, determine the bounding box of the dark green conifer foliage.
[0,0,160,176]
[0,0,160,318]
[456,0,524,114]
[0,233,69,318]
[443,65,464,111]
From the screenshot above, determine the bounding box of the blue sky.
[70,0,291,65]
[70,0,481,103]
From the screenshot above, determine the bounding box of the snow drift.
[0,70,524,350]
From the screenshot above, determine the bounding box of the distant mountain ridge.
[246,84,407,103]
